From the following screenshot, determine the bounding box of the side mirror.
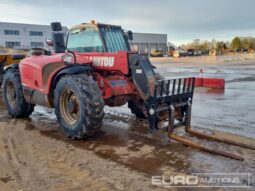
[46,38,53,46]
[49,22,65,53]
[127,30,133,41]
[52,33,66,53]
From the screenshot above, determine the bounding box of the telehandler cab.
[3,21,254,160]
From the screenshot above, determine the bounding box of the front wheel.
[128,101,146,119]
[54,74,104,138]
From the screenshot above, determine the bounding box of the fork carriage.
[145,77,255,160]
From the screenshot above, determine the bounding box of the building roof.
[0,21,68,29]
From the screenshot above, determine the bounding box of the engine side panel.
[19,54,66,94]
[19,54,92,94]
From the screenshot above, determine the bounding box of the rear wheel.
[54,74,104,138]
[0,60,4,87]
[3,69,34,117]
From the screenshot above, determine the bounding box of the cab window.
[100,26,129,52]
[67,27,103,52]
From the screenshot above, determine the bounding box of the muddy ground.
[0,54,255,191]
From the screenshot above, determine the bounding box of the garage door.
[139,43,149,53]
[158,43,166,51]
[149,43,157,52]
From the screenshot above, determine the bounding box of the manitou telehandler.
[2,21,254,160]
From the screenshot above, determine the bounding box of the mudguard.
[52,64,93,89]
[1,62,19,87]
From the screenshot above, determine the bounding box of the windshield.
[67,27,103,52]
[99,26,129,52]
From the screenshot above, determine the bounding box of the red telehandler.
[2,21,254,160]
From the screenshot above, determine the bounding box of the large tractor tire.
[0,58,5,87]
[54,74,104,138]
[0,67,3,87]
[2,69,34,117]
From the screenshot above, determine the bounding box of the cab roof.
[70,21,122,31]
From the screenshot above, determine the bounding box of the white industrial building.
[0,22,68,49]
[131,32,168,54]
[0,22,167,53]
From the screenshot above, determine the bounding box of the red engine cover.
[19,51,135,100]
[20,54,65,94]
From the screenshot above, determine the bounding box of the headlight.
[62,53,74,64]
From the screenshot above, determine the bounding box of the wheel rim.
[60,89,80,127]
[6,81,16,107]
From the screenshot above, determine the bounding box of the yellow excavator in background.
[0,47,26,87]
[150,49,164,57]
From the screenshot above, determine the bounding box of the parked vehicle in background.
[209,49,217,56]
[187,49,194,56]
[167,43,176,57]
[194,50,202,56]
[248,49,254,53]
[242,48,248,53]
[163,52,168,57]
[173,49,188,58]
[168,49,175,57]
[150,50,164,57]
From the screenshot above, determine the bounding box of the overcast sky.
[0,0,254,45]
